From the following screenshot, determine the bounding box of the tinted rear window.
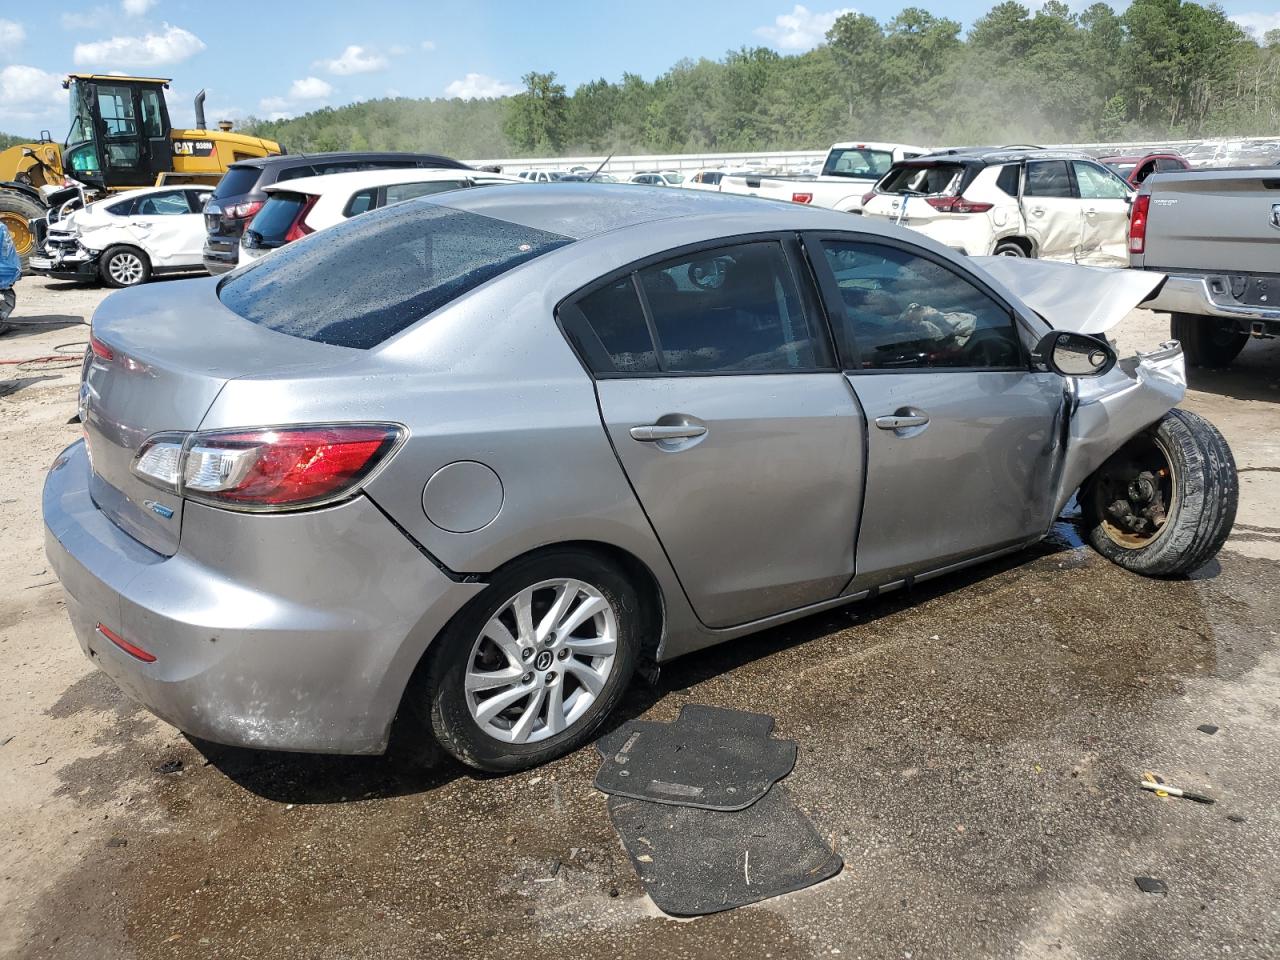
[212,166,263,199]
[218,203,572,349]
[248,192,307,242]
[822,148,894,179]
[878,163,964,196]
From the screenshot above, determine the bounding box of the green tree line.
[12,0,1264,159]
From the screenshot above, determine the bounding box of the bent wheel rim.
[464,578,618,744]
[1095,431,1178,550]
[108,252,143,285]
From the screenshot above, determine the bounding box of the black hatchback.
[202,151,471,274]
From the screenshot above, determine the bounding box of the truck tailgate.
[1143,169,1280,274]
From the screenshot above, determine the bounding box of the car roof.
[903,146,1100,166]
[226,151,469,172]
[264,168,519,195]
[427,182,903,241]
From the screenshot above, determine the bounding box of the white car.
[516,170,570,182]
[240,168,524,262]
[28,185,213,287]
[718,141,928,212]
[629,171,685,187]
[682,170,727,191]
[860,148,1135,266]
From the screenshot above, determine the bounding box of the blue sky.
[2,0,1278,135]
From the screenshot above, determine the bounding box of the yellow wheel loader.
[0,74,283,270]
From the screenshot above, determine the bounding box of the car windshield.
[1105,162,1137,179]
[218,202,572,349]
[663,173,685,184]
[876,163,964,197]
[822,148,895,179]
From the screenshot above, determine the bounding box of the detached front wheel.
[1081,409,1237,577]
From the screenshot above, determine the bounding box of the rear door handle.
[875,414,930,430]
[1030,206,1045,216]
[630,424,708,442]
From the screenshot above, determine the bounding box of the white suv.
[861,148,1134,266]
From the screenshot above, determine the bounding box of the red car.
[1099,152,1190,187]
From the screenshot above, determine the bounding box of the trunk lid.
[82,278,354,555]
[1142,170,1280,274]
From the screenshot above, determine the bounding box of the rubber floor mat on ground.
[608,787,843,916]
[594,704,797,811]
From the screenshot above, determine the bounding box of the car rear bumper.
[202,237,239,274]
[1141,272,1280,325]
[43,440,485,755]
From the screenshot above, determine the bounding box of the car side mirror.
[1031,331,1117,378]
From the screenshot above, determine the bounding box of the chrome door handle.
[1030,206,1045,216]
[630,424,708,442]
[875,415,929,430]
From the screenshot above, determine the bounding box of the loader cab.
[62,74,175,190]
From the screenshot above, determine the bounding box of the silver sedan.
[43,185,1236,772]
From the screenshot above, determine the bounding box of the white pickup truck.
[1131,166,1280,367]
[717,141,929,213]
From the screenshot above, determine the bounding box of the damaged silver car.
[42,185,1236,773]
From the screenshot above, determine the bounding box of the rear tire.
[0,192,45,274]
[993,239,1030,257]
[100,245,151,288]
[417,548,641,773]
[1170,313,1247,368]
[1081,408,1237,577]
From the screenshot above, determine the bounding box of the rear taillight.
[791,192,813,204]
[924,196,994,214]
[89,335,113,360]
[861,191,877,206]
[132,424,403,511]
[228,200,264,220]
[1129,195,1150,254]
[284,194,319,242]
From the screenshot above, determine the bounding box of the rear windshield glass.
[218,202,572,349]
[248,193,307,242]
[822,148,894,179]
[877,163,964,196]
[212,166,262,199]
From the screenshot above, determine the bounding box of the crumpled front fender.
[1053,341,1186,515]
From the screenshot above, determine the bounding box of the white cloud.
[444,72,520,99]
[73,23,205,67]
[289,76,332,100]
[755,5,856,50]
[421,39,437,51]
[122,0,157,14]
[317,44,387,75]
[1232,12,1280,37]
[0,64,66,117]
[259,96,290,113]
[0,19,25,56]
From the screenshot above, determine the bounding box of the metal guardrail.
[474,136,1280,177]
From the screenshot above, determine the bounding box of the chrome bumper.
[1144,273,1280,323]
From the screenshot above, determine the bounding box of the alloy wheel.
[464,578,618,744]
[108,251,144,285]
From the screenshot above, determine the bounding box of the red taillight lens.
[284,194,319,242]
[924,196,994,214]
[181,424,402,509]
[229,199,264,220]
[89,335,113,360]
[1128,195,1150,254]
[861,191,877,206]
[96,623,156,662]
[791,192,813,204]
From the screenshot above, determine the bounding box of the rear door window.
[562,278,659,374]
[218,205,572,349]
[995,164,1020,196]
[1024,161,1074,198]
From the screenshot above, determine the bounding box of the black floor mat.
[609,787,843,916]
[594,704,797,811]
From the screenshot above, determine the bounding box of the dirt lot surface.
[2,276,1278,959]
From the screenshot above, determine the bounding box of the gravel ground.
[2,276,1278,960]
